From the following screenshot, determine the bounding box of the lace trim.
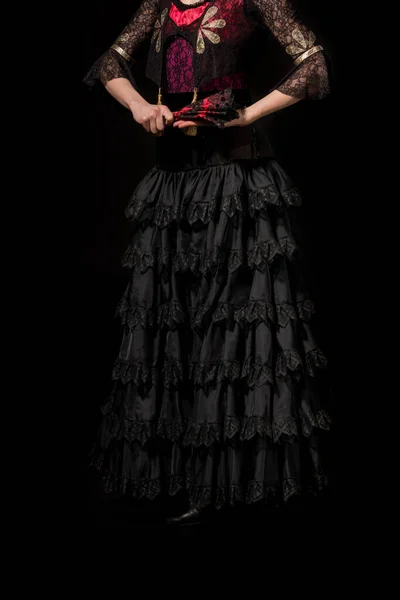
[121,246,170,272]
[112,357,184,387]
[116,296,186,329]
[104,414,188,444]
[121,237,296,278]
[83,50,137,88]
[94,466,327,506]
[248,186,302,216]
[176,248,245,275]
[189,348,326,388]
[125,185,300,228]
[295,300,315,323]
[122,245,246,275]
[276,348,328,378]
[116,294,314,331]
[247,473,327,505]
[100,410,331,447]
[112,348,326,387]
[189,359,271,387]
[91,454,191,499]
[247,237,297,268]
[104,471,162,500]
[126,192,243,227]
[183,410,330,447]
[189,299,314,329]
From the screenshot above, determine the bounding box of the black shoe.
[166,507,203,526]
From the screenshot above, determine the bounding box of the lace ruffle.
[241,358,273,387]
[126,192,244,228]
[104,471,162,500]
[189,299,314,330]
[187,359,276,388]
[247,237,297,268]
[286,299,315,325]
[247,474,326,505]
[184,410,330,447]
[116,293,314,332]
[276,348,327,378]
[95,467,327,506]
[237,299,315,327]
[121,236,297,278]
[112,347,326,387]
[83,51,137,89]
[104,414,187,444]
[185,192,243,223]
[190,360,242,386]
[112,357,184,387]
[190,349,327,387]
[122,245,246,276]
[248,186,302,216]
[125,182,301,229]
[116,295,185,329]
[121,246,170,273]
[99,410,330,448]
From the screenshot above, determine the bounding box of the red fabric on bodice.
[165,1,248,93]
[169,2,210,27]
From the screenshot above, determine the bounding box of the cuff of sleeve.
[83,49,137,89]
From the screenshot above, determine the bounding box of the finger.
[173,120,199,128]
[162,107,174,125]
[149,117,158,135]
[177,121,197,129]
[156,111,164,131]
[227,117,241,128]
[185,121,203,128]
[142,116,150,132]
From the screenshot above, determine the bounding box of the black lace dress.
[84,0,332,508]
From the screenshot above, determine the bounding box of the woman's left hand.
[173,119,205,129]
[173,108,252,130]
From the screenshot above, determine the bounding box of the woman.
[85,0,332,525]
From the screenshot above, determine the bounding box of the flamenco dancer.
[85,0,332,525]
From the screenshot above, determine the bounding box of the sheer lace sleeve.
[249,0,330,100]
[84,0,159,89]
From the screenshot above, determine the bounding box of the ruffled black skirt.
[90,124,332,508]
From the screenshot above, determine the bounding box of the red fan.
[173,88,239,129]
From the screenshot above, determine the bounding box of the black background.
[78,0,351,530]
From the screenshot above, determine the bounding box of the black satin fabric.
[91,125,332,508]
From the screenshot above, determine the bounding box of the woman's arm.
[229,89,300,127]
[174,88,299,129]
[84,0,173,133]
[106,78,173,134]
[249,0,330,101]
[175,0,329,130]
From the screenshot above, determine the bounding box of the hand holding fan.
[173,88,240,131]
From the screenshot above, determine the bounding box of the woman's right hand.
[130,100,174,134]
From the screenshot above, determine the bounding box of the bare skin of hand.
[130,100,174,134]
[106,79,299,134]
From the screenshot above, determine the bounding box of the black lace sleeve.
[84,0,160,89]
[249,0,330,100]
